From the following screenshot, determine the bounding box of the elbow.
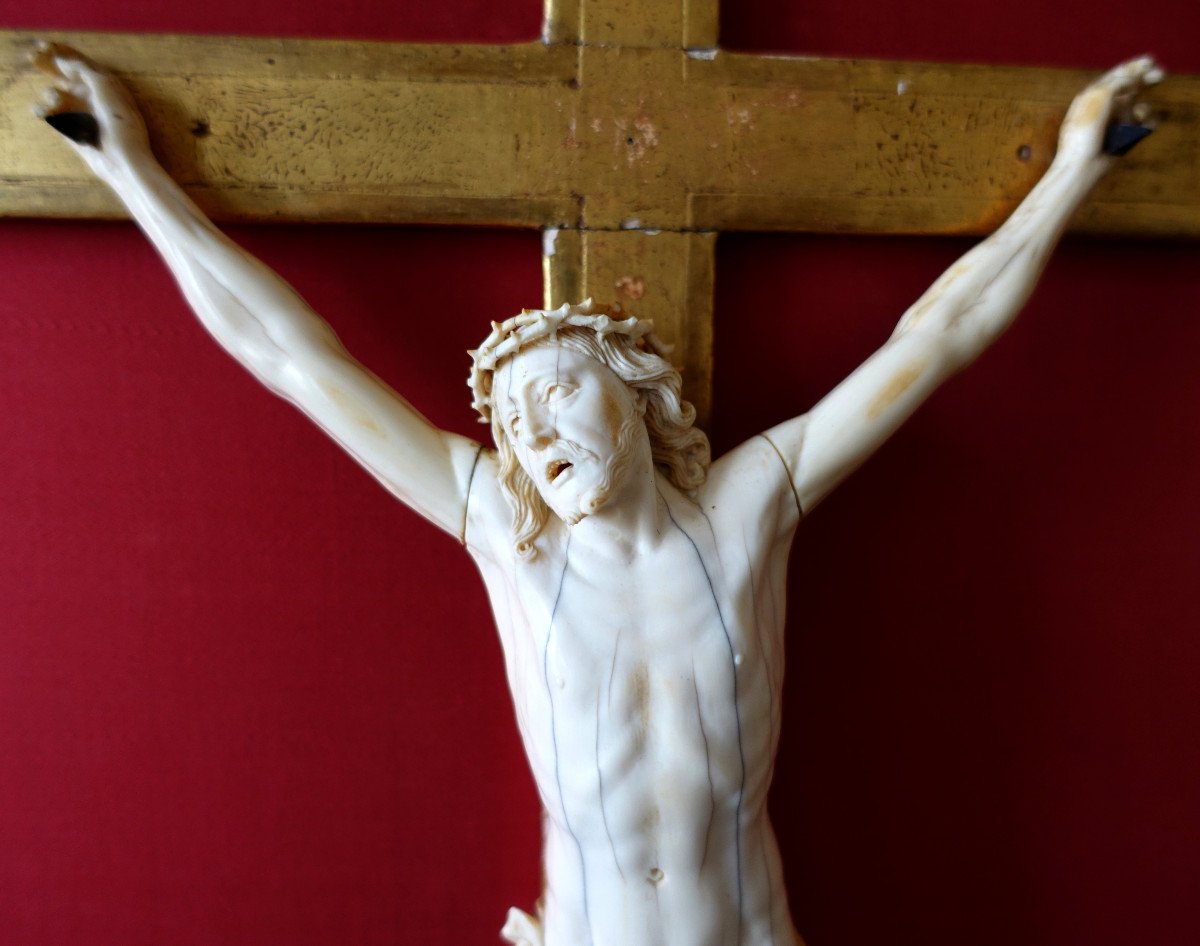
[905,299,1012,375]
[945,303,1015,369]
[892,322,975,379]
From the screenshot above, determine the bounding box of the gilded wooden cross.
[1,0,1197,423]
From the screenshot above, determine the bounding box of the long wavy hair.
[488,327,710,560]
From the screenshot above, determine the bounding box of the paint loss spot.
[615,275,645,300]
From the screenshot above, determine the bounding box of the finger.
[37,85,65,112]
[42,80,91,111]
[33,91,86,133]
[35,45,110,109]
[1076,67,1150,133]
[31,46,90,101]
[47,74,90,108]
[32,41,94,77]
[1110,59,1164,126]
[31,43,65,80]
[1128,54,1166,87]
[1089,56,1149,100]
[44,41,103,73]
[1123,54,1157,73]
[73,65,144,131]
[1112,55,1163,93]
[69,60,114,103]
[54,53,101,88]
[1111,87,1143,124]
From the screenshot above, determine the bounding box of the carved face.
[493,343,646,524]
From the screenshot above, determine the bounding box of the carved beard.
[568,408,645,525]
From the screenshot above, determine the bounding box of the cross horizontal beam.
[3,30,1197,238]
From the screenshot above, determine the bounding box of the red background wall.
[2,3,1198,945]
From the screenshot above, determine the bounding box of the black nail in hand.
[45,111,101,148]
[1103,122,1153,157]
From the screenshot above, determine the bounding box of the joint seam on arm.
[461,444,485,547]
[758,433,804,520]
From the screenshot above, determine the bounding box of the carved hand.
[33,41,151,181]
[1056,55,1163,174]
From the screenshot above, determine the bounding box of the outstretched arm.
[35,44,482,540]
[758,57,1162,514]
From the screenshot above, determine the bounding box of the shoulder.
[462,448,510,560]
[700,431,803,537]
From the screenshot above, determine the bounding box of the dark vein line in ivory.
[541,534,595,944]
[658,488,746,943]
[692,660,717,874]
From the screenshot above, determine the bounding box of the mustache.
[546,440,596,462]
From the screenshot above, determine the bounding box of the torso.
[469,438,804,946]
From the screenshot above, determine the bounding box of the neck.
[567,441,672,562]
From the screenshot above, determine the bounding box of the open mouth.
[546,459,574,483]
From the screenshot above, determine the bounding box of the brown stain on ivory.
[320,381,385,436]
[867,363,926,420]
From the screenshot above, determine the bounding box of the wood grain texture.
[551,0,719,49]
[4,30,1195,235]
[1,31,579,224]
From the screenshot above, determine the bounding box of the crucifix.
[4,1,1195,946]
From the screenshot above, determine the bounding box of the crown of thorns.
[468,299,669,424]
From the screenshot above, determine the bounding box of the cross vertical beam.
[538,0,721,417]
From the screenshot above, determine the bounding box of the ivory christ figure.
[34,43,1161,946]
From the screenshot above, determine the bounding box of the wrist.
[1046,149,1111,193]
[95,145,164,196]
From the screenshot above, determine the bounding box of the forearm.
[894,156,1105,364]
[97,152,345,381]
[781,57,1159,511]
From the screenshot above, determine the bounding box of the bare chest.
[498,534,773,809]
